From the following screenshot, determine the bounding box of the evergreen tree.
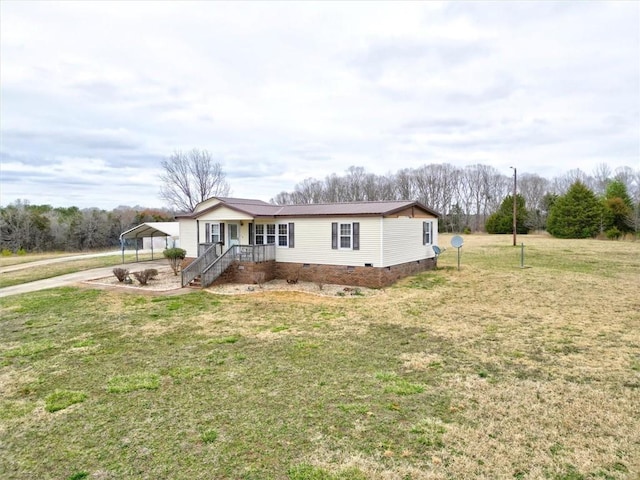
[547,181,602,238]
[603,180,634,234]
[485,194,529,234]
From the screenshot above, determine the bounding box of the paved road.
[0,260,168,298]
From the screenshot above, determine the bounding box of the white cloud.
[0,0,638,209]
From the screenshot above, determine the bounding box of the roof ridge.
[285,199,412,207]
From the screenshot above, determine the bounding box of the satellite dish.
[432,245,442,256]
[451,235,464,248]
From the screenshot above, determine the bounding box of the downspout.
[151,232,154,260]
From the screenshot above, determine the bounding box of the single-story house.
[176,197,440,288]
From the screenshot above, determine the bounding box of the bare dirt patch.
[86,268,382,298]
[85,267,181,291]
[206,278,381,298]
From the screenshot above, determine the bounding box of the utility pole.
[510,166,517,246]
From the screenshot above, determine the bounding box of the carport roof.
[119,222,180,240]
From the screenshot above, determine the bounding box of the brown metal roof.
[177,198,439,219]
[272,201,438,217]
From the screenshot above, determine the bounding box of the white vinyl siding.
[197,206,253,223]
[178,219,198,258]
[274,217,380,266]
[196,207,253,249]
[382,216,438,266]
[180,211,438,266]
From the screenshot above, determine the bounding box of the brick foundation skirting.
[210,260,276,287]
[182,257,436,289]
[274,259,436,288]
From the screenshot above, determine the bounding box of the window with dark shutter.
[288,223,295,248]
[423,221,432,245]
[220,223,225,245]
[249,223,254,245]
[331,222,338,249]
[353,222,360,250]
[205,223,210,242]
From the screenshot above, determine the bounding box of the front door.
[228,223,240,247]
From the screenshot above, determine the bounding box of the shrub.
[17,248,27,256]
[132,269,158,285]
[463,227,471,235]
[112,268,129,282]
[163,248,187,275]
[1,249,12,256]
[253,272,265,288]
[606,227,622,240]
[146,268,159,280]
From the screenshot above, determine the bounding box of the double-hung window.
[255,224,265,245]
[211,223,220,243]
[332,222,360,250]
[278,224,288,247]
[340,223,352,249]
[266,224,276,244]
[255,224,276,245]
[423,221,432,245]
[205,223,221,243]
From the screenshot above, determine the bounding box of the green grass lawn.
[0,253,155,288]
[1,235,638,479]
[0,251,82,267]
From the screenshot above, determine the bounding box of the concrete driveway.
[0,259,169,298]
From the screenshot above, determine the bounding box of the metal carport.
[119,222,180,262]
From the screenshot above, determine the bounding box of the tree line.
[2,157,638,253]
[271,163,640,234]
[0,202,173,253]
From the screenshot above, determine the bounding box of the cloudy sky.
[1,1,638,209]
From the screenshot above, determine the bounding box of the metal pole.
[457,247,461,271]
[521,242,524,268]
[511,166,517,246]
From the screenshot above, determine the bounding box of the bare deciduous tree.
[269,162,637,233]
[592,163,612,195]
[160,149,230,212]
